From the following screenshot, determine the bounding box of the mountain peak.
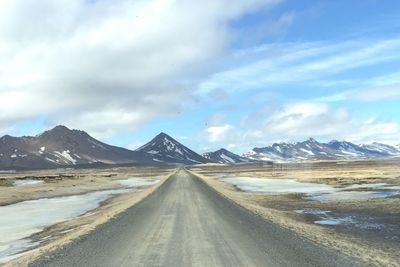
[155,132,170,138]
[137,133,208,164]
[52,125,70,131]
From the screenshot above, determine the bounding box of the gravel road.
[30,169,363,267]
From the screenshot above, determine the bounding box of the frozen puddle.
[13,179,44,187]
[219,176,400,201]
[0,189,130,263]
[116,178,159,187]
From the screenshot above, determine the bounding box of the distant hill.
[244,138,400,162]
[136,132,210,165]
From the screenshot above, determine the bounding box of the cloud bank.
[0,0,279,136]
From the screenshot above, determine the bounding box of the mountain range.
[0,125,398,169]
[244,138,400,162]
[0,126,209,169]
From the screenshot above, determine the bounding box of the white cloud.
[199,38,400,93]
[353,85,400,101]
[206,124,234,143]
[315,84,400,103]
[202,101,400,153]
[0,0,280,136]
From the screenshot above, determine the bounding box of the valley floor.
[0,160,398,266]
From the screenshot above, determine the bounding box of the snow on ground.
[116,178,159,187]
[0,189,131,263]
[305,191,400,201]
[220,177,338,194]
[219,176,400,201]
[13,180,44,187]
[220,154,235,163]
[53,150,76,164]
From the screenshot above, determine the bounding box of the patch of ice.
[305,191,400,201]
[344,183,388,190]
[296,209,385,229]
[0,189,131,263]
[219,175,400,202]
[295,209,331,216]
[13,180,44,187]
[220,177,338,194]
[315,217,354,225]
[117,178,159,187]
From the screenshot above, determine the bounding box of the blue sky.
[0,0,399,153]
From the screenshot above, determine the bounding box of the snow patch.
[220,153,235,163]
[13,180,44,187]
[116,178,159,187]
[53,151,76,164]
[0,189,131,263]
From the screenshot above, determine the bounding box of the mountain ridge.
[203,148,254,164]
[244,138,400,162]
[1,126,399,169]
[0,125,155,169]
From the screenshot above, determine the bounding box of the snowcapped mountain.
[136,132,209,165]
[244,138,400,162]
[360,143,400,156]
[0,125,154,169]
[203,148,253,164]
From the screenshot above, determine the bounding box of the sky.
[0,0,399,154]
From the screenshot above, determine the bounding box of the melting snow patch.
[220,154,235,163]
[220,177,338,194]
[13,180,44,187]
[315,217,354,225]
[53,151,76,164]
[218,176,400,202]
[305,191,400,201]
[300,210,387,230]
[0,189,131,263]
[117,178,159,187]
